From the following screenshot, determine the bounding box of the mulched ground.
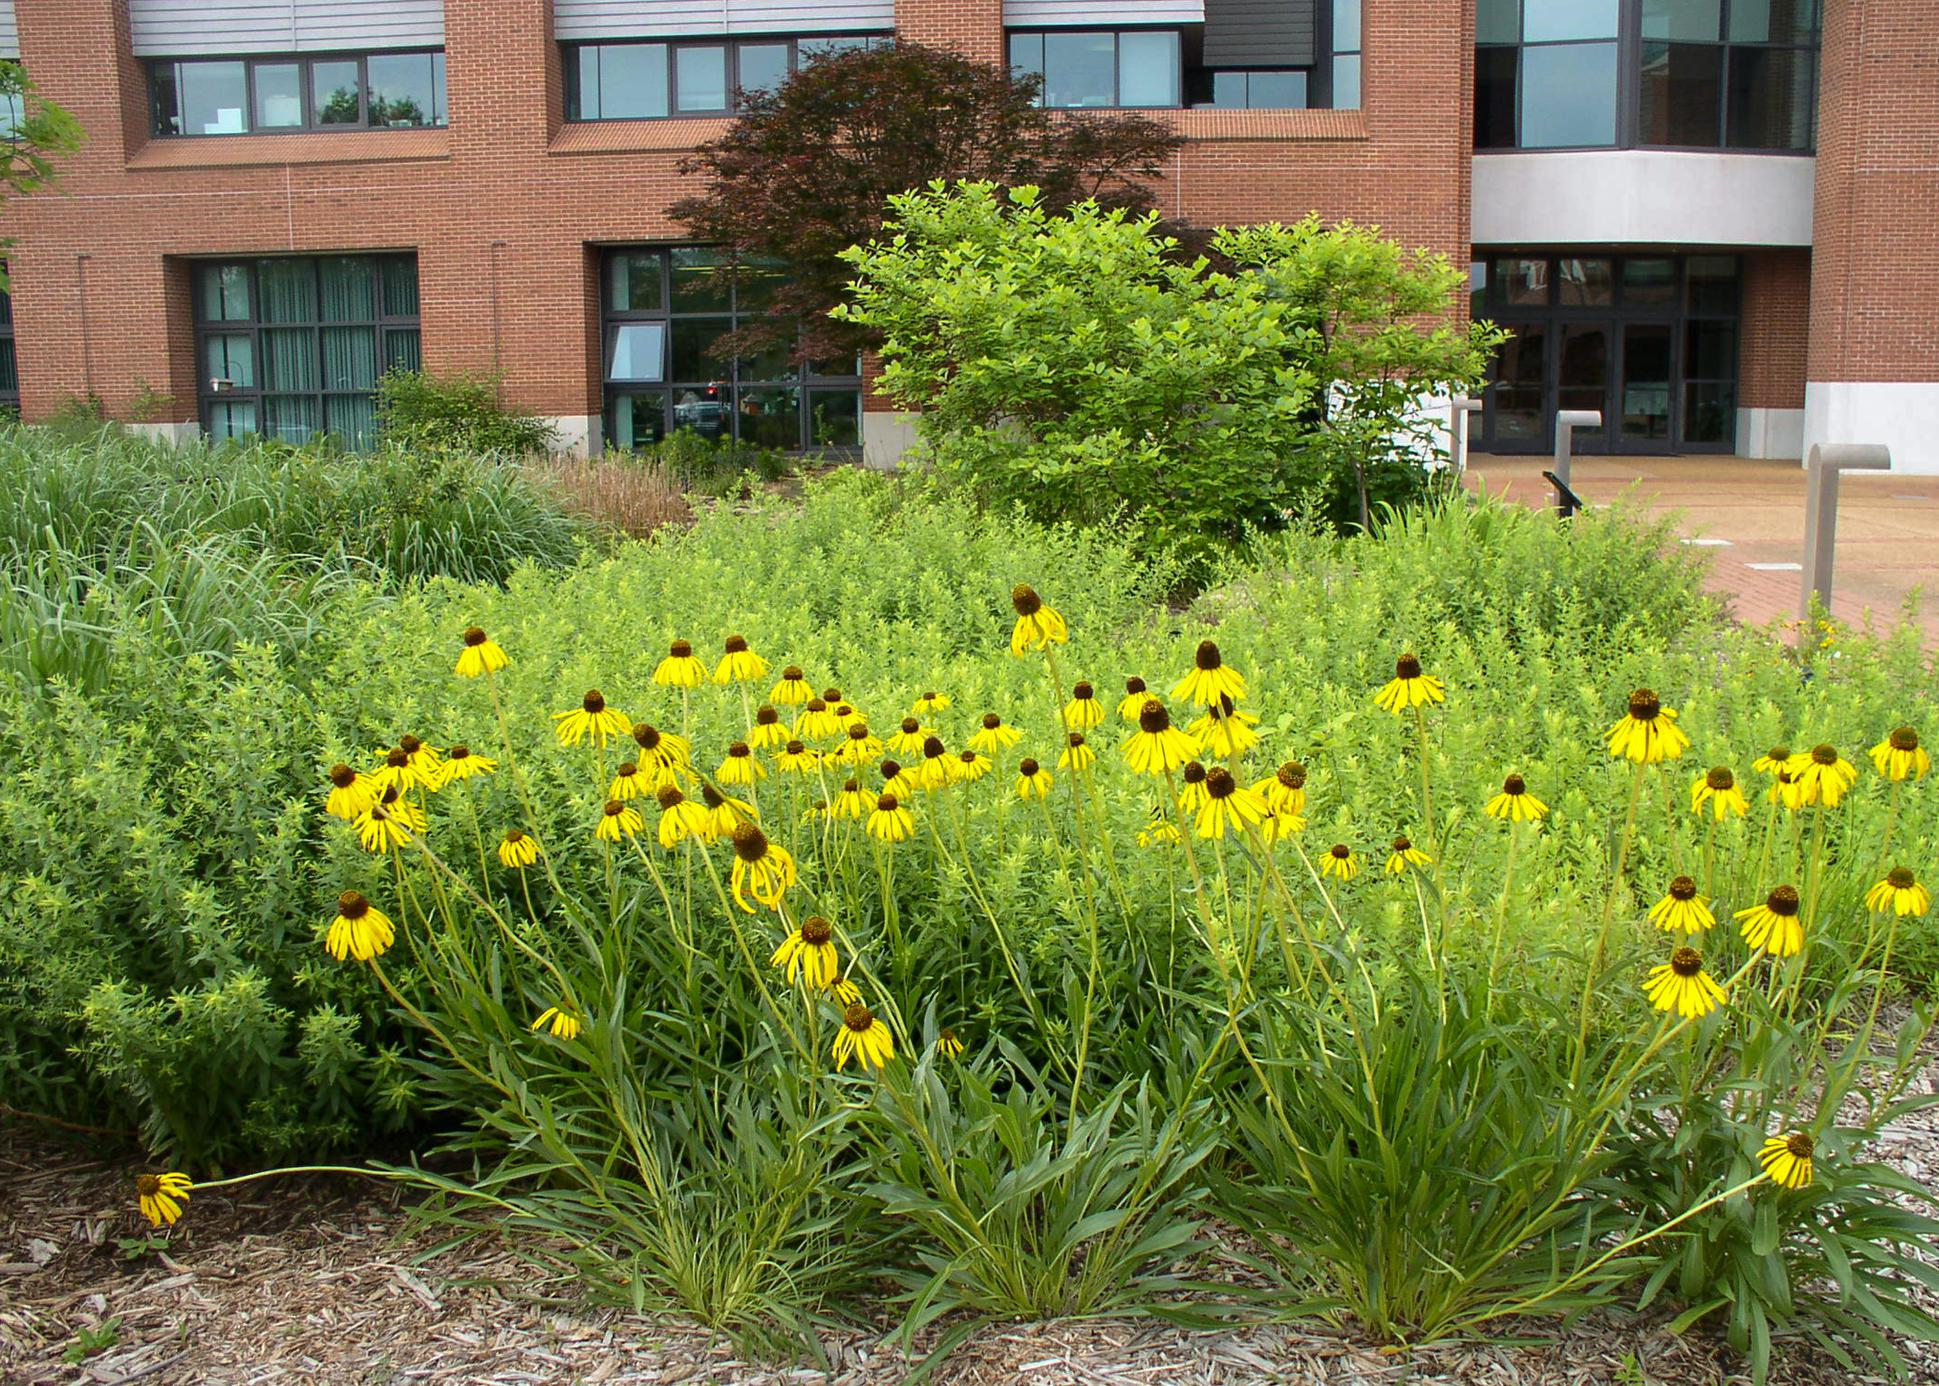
[6,1034,1938,1385]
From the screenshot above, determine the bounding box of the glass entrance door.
[1556,321,1610,455]
[1619,322,1674,450]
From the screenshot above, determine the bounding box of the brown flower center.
[656,784,684,808]
[1503,774,1527,796]
[617,761,639,778]
[338,890,369,919]
[1205,768,1237,799]
[136,1173,160,1197]
[1766,885,1801,916]
[849,723,871,742]
[603,800,625,818]
[387,748,410,769]
[877,792,900,812]
[901,718,920,734]
[449,746,470,761]
[727,742,750,758]
[724,634,748,653]
[1019,758,1040,776]
[582,690,606,714]
[920,690,938,702]
[982,713,1001,730]
[1396,654,1422,680]
[463,627,486,647]
[1669,875,1698,901]
[1067,732,1087,748]
[1073,681,1093,699]
[1278,761,1307,789]
[379,785,403,807]
[1705,767,1734,791]
[843,778,861,793]
[801,916,832,946]
[1125,676,1146,695]
[1890,727,1919,751]
[400,735,423,754]
[731,822,769,861]
[822,688,843,704]
[1627,688,1661,720]
[1786,1131,1814,1159]
[785,740,807,756]
[1766,745,1790,764]
[1392,836,1412,853]
[843,1002,875,1032]
[1195,640,1222,671]
[330,764,356,788]
[1182,761,1207,785]
[1888,867,1916,889]
[805,698,827,714]
[783,665,804,681]
[880,758,902,780]
[1810,743,1838,765]
[1329,844,1350,859]
[701,784,726,808]
[669,640,692,659]
[505,829,526,844]
[756,706,779,726]
[1011,583,1042,617]
[1138,700,1170,734]
[923,736,946,759]
[1671,947,1703,976]
[957,751,976,765]
[633,723,661,749]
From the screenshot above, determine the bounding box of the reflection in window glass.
[810,391,861,447]
[1686,255,1739,313]
[1641,0,1721,41]
[676,46,728,111]
[1043,31,1115,108]
[1009,32,1044,82]
[1523,0,1618,41]
[610,395,668,451]
[1728,0,1818,44]
[1248,71,1306,106]
[1332,55,1361,109]
[1332,0,1361,50]
[1621,258,1677,303]
[608,323,667,382]
[253,63,304,128]
[1476,0,1520,43]
[1557,257,1614,306]
[610,254,664,312]
[312,60,361,124]
[671,318,733,381]
[1118,31,1179,106]
[1469,260,1488,317]
[207,334,255,390]
[1520,41,1617,146]
[1501,257,1549,305]
[601,43,669,118]
[1474,46,1517,146]
[737,43,790,96]
[1640,42,1723,145]
[737,387,800,450]
[368,52,440,126]
[670,248,731,312]
[202,264,252,321]
[1728,46,1814,149]
[181,61,248,135]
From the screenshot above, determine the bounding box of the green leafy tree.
[1,60,86,289]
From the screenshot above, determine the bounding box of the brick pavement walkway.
[1463,455,1939,644]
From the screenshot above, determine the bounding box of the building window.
[193,255,420,449]
[1329,0,1362,109]
[1187,69,1309,108]
[601,248,862,453]
[1013,22,1363,111]
[565,35,891,119]
[0,266,16,414]
[152,51,446,135]
[1476,0,1816,151]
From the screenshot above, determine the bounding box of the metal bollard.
[1551,410,1602,514]
[1448,397,1482,478]
[1799,443,1890,619]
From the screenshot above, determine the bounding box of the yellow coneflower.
[968,713,1022,755]
[1320,843,1360,881]
[714,633,769,684]
[1690,766,1748,819]
[1174,640,1247,709]
[1060,731,1097,772]
[1176,762,1211,814]
[830,701,862,734]
[1258,807,1306,843]
[795,698,840,742]
[718,742,767,786]
[654,784,710,848]
[867,791,916,843]
[1116,677,1150,722]
[653,639,708,688]
[1793,743,1858,807]
[1123,700,1200,776]
[887,718,929,756]
[135,1172,193,1228]
[1871,727,1930,782]
[1768,768,1806,811]
[1865,867,1930,917]
[1063,682,1105,730]
[556,690,631,748]
[1752,745,1794,777]
[455,626,509,678]
[595,799,644,843]
[609,760,656,800]
[748,706,790,752]
[937,1029,966,1060]
[699,782,751,839]
[532,1006,582,1041]
[1736,885,1804,957]
[1484,773,1549,823]
[354,786,423,854]
[832,977,862,1006]
[393,734,442,781]
[771,665,814,705]
[830,778,872,819]
[771,914,840,988]
[1190,696,1260,758]
[1196,767,1269,840]
[1374,653,1445,714]
[956,749,992,783]
[879,758,918,799]
[834,722,885,766]
[912,690,952,716]
[917,736,960,791]
[1256,761,1308,817]
[371,746,424,795]
[326,890,395,961]
[1758,1130,1815,1190]
[1644,946,1727,1019]
[1138,816,1182,847]
[1386,835,1430,875]
[325,763,378,821]
[1606,687,1691,764]
[631,722,692,776]
[1009,583,1068,655]
[728,821,796,912]
[1648,875,1714,934]
[774,740,821,775]
[499,828,539,868]
[833,1001,895,1070]
[439,745,496,788]
[1015,757,1053,799]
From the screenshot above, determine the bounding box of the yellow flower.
[700,783,754,839]
[828,698,861,733]
[1385,835,1430,875]
[1644,946,1727,1018]
[1648,876,1714,934]
[653,639,708,688]
[955,749,992,782]
[1767,769,1806,811]
[1752,745,1794,777]
[832,977,862,1006]
[729,822,796,912]
[1606,688,1691,764]
[714,633,769,684]
[325,890,395,962]
[439,745,496,787]
[1138,816,1182,847]
[595,799,644,843]
[912,690,952,716]
[610,759,657,800]
[455,626,509,678]
[1736,885,1804,957]
[1255,761,1308,816]
[770,665,814,706]
[135,1172,193,1228]
[532,1006,582,1041]
[887,718,930,755]
[1196,767,1269,840]
[654,784,711,848]
[867,791,916,843]
[1173,640,1247,709]
[937,1029,966,1060]
[1116,677,1150,722]
[833,722,885,766]
[830,778,872,819]
[631,722,692,776]
[1484,773,1549,823]
[968,713,1023,755]
[1865,867,1930,917]
[1015,757,1053,800]
[833,1001,895,1071]
[1189,698,1260,759]
[794,698,840,742]
[775,740,821,775]
[325,763,378,821]
[771,915,840,988]
[498,829,539,869]
[748,706,791,751]
[1870,727,1929,782]
[1063,682,1105,730]
[718,741,768,786]
[1319,843,1360,881]
[1758,1131,1815,1190]
[556,690,631,748]
[879,758,919,799]
[397,734,444,781]
[1374,653,1445,714]
[916,736,961,791]
[1060,731,1097,772]
[1123,700,1201,776]
[354,787,423,854]
[1176,762,1211,815]
[1258,807,1305,843]
[1009,584,1068,655]
[1793,744,1857,807]
[1690,766,1747,819]
[371,746,426,796]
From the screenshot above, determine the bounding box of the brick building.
[0,0,1931,471]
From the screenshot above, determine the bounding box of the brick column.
[1737,248,1809,458]
[1803,0,1939,471]
[894,0,1006,63]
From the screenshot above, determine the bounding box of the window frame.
[563,34,893,121]
[150,49,447,137]
[1007,27,1183,110]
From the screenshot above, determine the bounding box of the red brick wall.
[1808,0,1939,383]
[0,0,1473,433]
[1739,247,1809,410]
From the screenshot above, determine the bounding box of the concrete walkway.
[1464,455,1939,643]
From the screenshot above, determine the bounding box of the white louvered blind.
[0,1,18,60]
[128,1,446,56]
[554,0,893,40]
[1001,0,1203,24]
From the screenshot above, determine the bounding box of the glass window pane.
[610,393,668,451]
[179,61,247,135]
[258,261,318,323]
[253,62,304,128]
[207,333,255,389]
[670,317,732,380]
[1728,0,1817,44]
[1558,257,1613,306]
[319,257,377,321]
[261,328,319,390]
[1009,31,1045,84]
[675,46,728,111]
[1476,0,1519,43]
[573,46,600,118]
[1640,42,1724,145]
[670,248,731,312]
[1331,54,1361,108]
[209,400,258,440]
[1621,258,1677,303]
[432,51,447,122]
[1620,323,1673,440]
[1474,45,1517,146]
[1332,0,1361,50]
[381,257,420,317]
[312,60,361,125]
[384,329,421,373]
[608,322,667,382]
[153,63,182,135]
[1469,260,1488,317]
[0,338,14,396]
[810,390,861,448]
[1687,254,1738,313]
[609,252,665,312]
[1249,71,1305,107]
[368,53,436,127]
[737,339,797,382]
[1557,323,1608,434]
[1686,319,1737,378]
[1492,324,1547,442]
[322,326,378,390]
[201,264,252,321]
[1682,380,1735,442]
[1042,32,1114,108]
[1524,0,1618,40]
[599,43,669,119]
[1117,31,1178,106]
[803,36,871,65]
[1727,47,1814,149]
[1500,256,1550,305]
[1520,42,1617,147]
[1642,0,1722,40]
[736,386,799,449]
[736,43,790,98]
[326,394,378,450]
[671,387,729,439]
[262,393,321,444]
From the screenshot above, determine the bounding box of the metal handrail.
[1800,443,1890,618]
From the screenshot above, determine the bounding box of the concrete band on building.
[0,0,1930,472]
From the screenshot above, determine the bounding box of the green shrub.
[611,428,792,497]
[375,369,559,456]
